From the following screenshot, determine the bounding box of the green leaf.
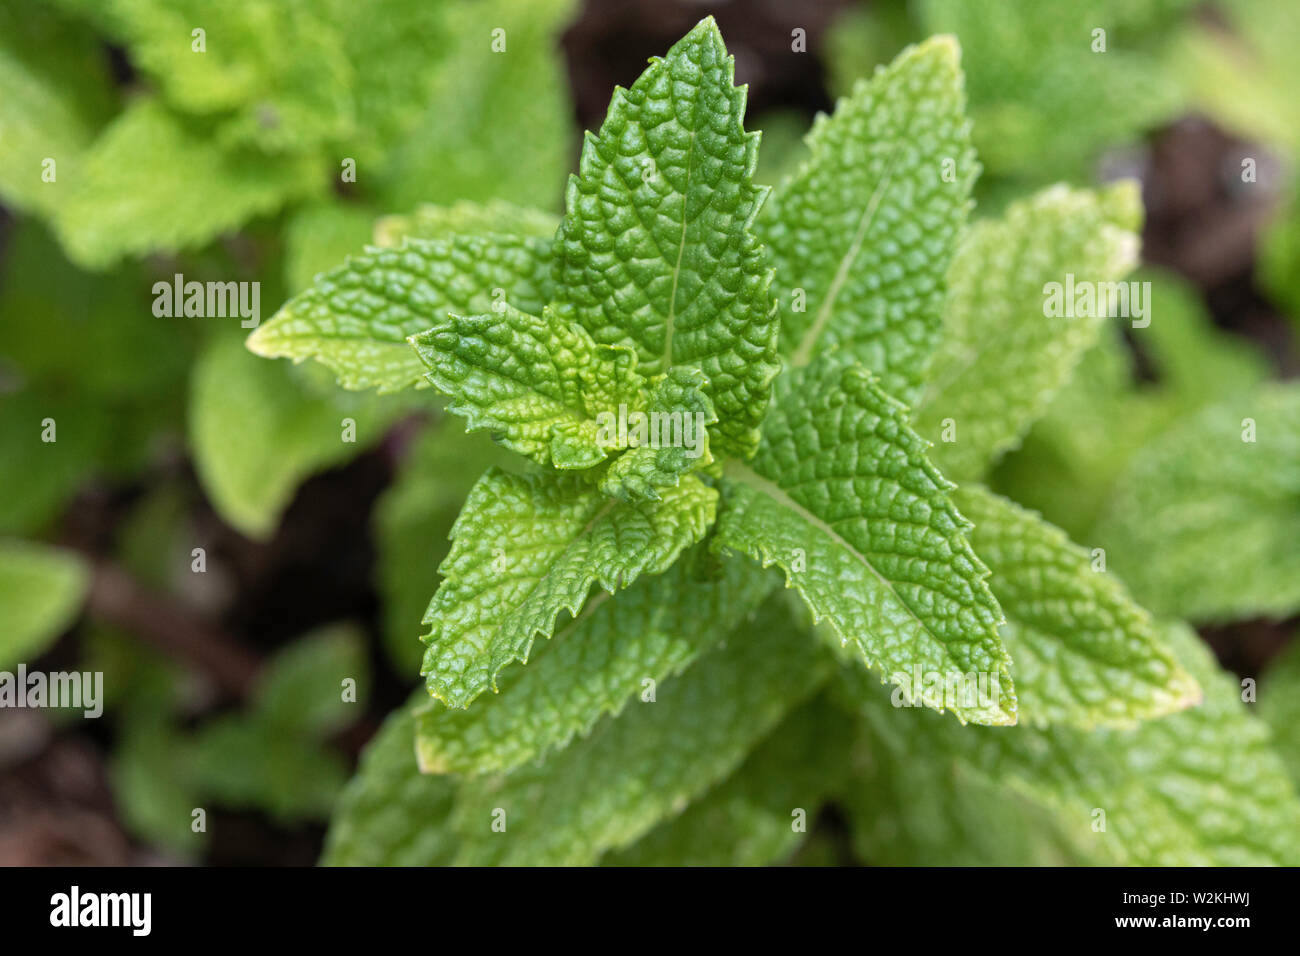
[421,468,717,708]
[373,200,559,248]
[714,357,1015,726]
[408,304,644,470]
[414,548,775,776]
[844,620,1300,865]
[374,420,519,675]
[190,332,404,538]
[253,623,369,737]
[759,36,976,403]
[0,0,116,218]
[597,366,717,500]
[321,702,460,867]
[956,485,1199,728]
[604,693,852,866]
[284,200,378,295]
[1260,637,1300,791]
[449,594,831,865]
[53,98,322,269]
[915,181,1143,480]
[553,16,778,459]
[248,233,555,393]
[1093,383,1300,622]
[0,539,89,669]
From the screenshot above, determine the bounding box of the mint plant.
[246,17,1300,866]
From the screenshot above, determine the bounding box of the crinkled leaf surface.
[249,233,554,393]
[956,485,1198,728]
[0,539,89,669]
[448,594,830,866]
[553,17,778,459]
[759,36,975,402]
[916,182,1142,480]
[421,468,717,708]
[415,549,774,776]
[714,357,1015,725]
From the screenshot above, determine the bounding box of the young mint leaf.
[759,36,976,402]
[248,233,554,393]
[1093,383,1300,622]
[320,702,460,867]
[553,16,778,459]
[955,485,1199,729]
[844,620,1300,865]
[714,357,1015,726]
[597,366,717,500]
[414,549,775,776]
[604,693,851,866]
[421,468,717,708]
[915,181,1142,480]
[448,594,831,866]
[408,304,644,470]
[0,539,89,669]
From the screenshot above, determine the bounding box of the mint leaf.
[553,17,778,459]
[408,304,644,470]
[320,702,460,867]
[715,357,1015,726]
[0,539,89,669]
[759,36,976,402]
[414,549,774,776]
[605,693,851,866]
[248,233,554,393]
[956,485,1199,728]
[1261,637,1300,790]
[1093,383,1300,622]
[915,182,1142,480]
[252,623,369,737]
[421,468,717,708]
[448,594,830,865]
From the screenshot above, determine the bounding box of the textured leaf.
[956,485,1199,728]
[714,357,1015,725]
[604,693,852,866]
[409,305,644,470]
[321,702,460,867]
[1092,383,1300,622]
[248,234,554,393]
[414,548,774,776]
[0,539,89,669]
[373,200,559,248]
[553,17,778,459]
[759,36,976,402]
[449,594,831,866]
[53,98,321,269]
[844,620,1300,865]
[421,469,717,708]
[597,366,717,500]
[190,333,405,538]
[915,182,1143,479]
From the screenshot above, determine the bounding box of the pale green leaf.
[415,547,775,776]
[714,357,1015,726]
[449,594,831,865]
[759,36,976,402]
[0,539,89,669]
[553,17,778,459]
[421,469,717,708]
[956,485,1199,728]
[254,623,369,737]
[248,233,554,393]
[915,181,1143,480]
